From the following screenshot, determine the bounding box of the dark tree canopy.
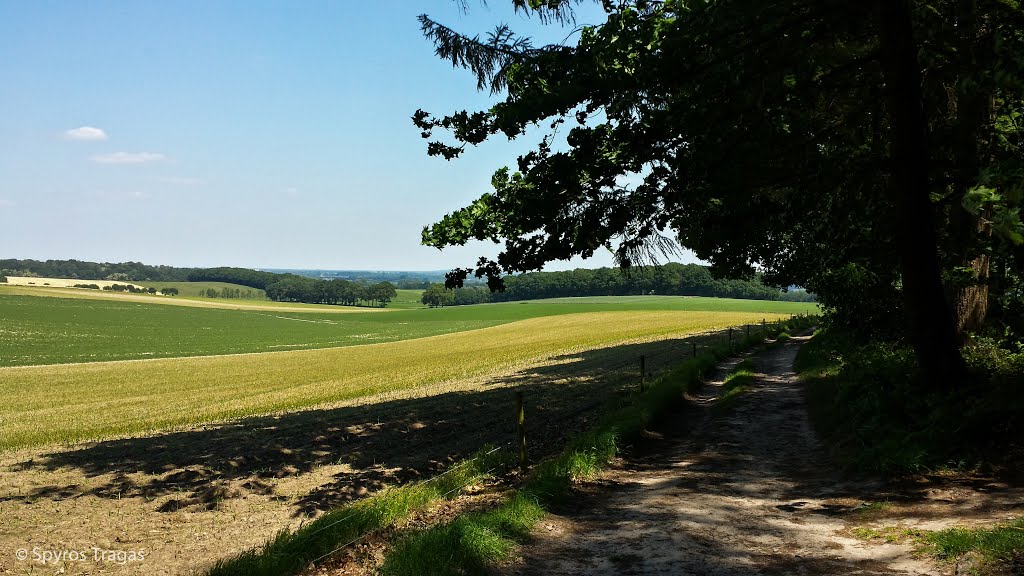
[415,0,1024,386]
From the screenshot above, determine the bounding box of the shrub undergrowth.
[797,329,1024,474]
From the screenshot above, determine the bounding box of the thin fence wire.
[303,317,810,568]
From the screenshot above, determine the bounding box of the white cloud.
[91,152,165,165]
[0,199,16,208]
[63,126,108,141]
[283,187,298,197]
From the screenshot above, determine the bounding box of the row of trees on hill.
[196,287,261,300]
[0,259,192,282]
[187,267,281,289]
[265,277,398,307]
[421,264,814,307]
[102,284,157,294]
[190,267,397,307]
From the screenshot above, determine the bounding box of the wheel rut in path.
[502,335,987,576]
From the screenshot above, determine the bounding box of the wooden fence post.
[761,318,766,335]
[639,355,646,392]
[728,327,733,349]
[691,341,697,358]
[515,391,526,468]
[746,324,750,339]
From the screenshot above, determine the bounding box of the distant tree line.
[0,260,448,293]
[422,264,815,307]
[102,284,158,294]
[187,267,281,289]
[196,287,261,300]
[269,269,450,287]
[188,267,397,307]
[1,259,192,282]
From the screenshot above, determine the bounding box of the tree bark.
[876,0,967,387]
[948,0,992,340]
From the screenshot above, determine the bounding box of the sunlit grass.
[851,517,1024,574]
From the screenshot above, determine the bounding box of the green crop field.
[0,309,797,451]
[0,292,816,366]
[389,288,428,309]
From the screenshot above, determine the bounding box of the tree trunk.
[876,0,967,388]
[948,0,993,340]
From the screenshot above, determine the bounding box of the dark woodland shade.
[415,0,1024,386]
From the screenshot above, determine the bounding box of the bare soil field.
[501,336,1024,576]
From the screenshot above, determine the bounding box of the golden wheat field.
[0,310,786,451]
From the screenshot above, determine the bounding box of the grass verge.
[379,316,817,576]
[850,518,1024,575]
[713,359,758,413]
[206,447,509,576]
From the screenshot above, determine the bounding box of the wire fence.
[304,312,813,569]
[307,442,511,566]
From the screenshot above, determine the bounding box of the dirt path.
[503,335,1022,575]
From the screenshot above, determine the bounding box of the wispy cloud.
[283,187,298,197]
[156,176,204,185]
[63,126,108,141]
[92,189,151,200]
[0,199,16,208]
[91,152,165,165]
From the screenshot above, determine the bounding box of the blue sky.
[0,1,694,271]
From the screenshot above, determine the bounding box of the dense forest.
[421,263,814,306]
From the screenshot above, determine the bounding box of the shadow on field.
[5,332,734,516]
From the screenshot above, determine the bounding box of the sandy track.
[503,336,1021,576]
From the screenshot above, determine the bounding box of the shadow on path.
[503,336,1022,576]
